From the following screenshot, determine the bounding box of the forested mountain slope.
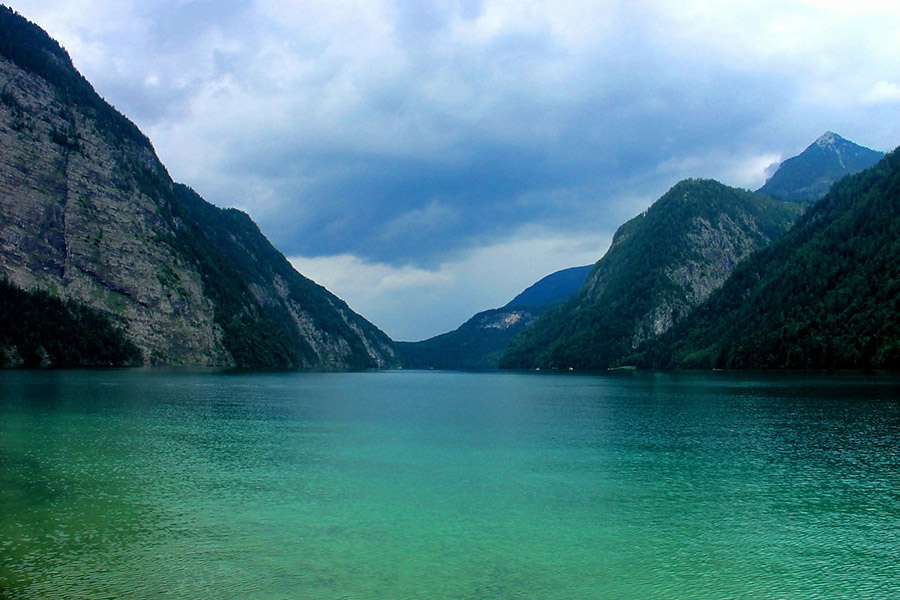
[0,279,141,367]
[396,307,542,370]
[500,180,802,370]
[506,265,592,308]
[636,148,900,370]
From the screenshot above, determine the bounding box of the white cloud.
[863,81,900,105]
[654,150,785,191]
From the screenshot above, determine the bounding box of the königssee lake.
[2,370,899,598]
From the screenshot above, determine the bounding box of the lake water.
[2,370,899,599]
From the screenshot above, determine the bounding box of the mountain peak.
[757,133,883,205]
[815,131,841,147]
[641,146,900,370]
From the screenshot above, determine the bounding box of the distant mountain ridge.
[0,7,397,369]
[404,132,879,372]
[397,265,591,369]
[757,132,883,205]
[395,307,541,370]
[400,131,879,372]
[500,180,802,370]
[505,265,592,308]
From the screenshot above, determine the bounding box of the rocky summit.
[756,131,883,205]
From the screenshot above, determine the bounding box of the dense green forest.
[634,148,900,371]
[0,279,142,368]
[500,180,802,370]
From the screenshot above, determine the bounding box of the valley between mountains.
[1,7,896,372]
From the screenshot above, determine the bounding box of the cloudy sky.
[12,0,900,340]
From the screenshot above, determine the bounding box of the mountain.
[395,307,542,370]
[0,278,142,368]
[636,148,900,371]
[500,180,802,370]
[757,132,883,205]
[0,7,397,369]
[506,265,592,308]
[397,265,591,369]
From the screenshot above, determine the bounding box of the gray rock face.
[0,40,397,369]
[630,212,771,349]
[477,310,536,330]
[0,59,225,365]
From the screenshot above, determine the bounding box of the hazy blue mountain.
[397,265,591,369]
[500,180,802,370]
[506,265,592,308]
[395,307,542,370]
[0,7,397,369]
[757,132,883,205]
[637,147,900,370]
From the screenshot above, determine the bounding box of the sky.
[11,0,900,340]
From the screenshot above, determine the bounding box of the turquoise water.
[2,370,899,599]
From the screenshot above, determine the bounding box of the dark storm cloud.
[206,40,802,265]
[19,1,900,263]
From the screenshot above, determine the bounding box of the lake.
[2,369,899,598]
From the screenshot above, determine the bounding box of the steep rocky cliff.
[0,7,397,369]
[500,179,802,370]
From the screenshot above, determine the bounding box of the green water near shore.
[2,370,899,598]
